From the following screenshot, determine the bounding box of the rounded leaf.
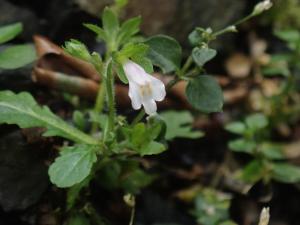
[145,35,182,73]
[186,75,223,113]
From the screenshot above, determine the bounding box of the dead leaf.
[34,35,99,81]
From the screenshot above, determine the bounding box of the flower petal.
[128,83,142,110]
[123,60,149,85]
[149,76,166,101]
[142,99,157,115]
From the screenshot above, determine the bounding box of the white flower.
[253,0,273,15]
[123,60,166,115]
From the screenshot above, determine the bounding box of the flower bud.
[253,0,273,16]
[258,207,270,225]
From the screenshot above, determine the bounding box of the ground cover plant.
[1,0,300,224]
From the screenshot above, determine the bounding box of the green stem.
[180,56,193,76]
[91,82,106,133]
[213,14,254,38]
[105,60,116,136]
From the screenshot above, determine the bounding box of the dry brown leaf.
[34,35,99,81]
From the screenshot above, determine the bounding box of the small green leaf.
[114,62,129,83]
[274,30,300,43]
[272,163,300,183]
[186,75,223,113]
[192,47,217,67]
[113,0,128,9]
[260,143,285,160]
[49,145,97,188]
[240,160,264,183]
[0,22,23,44]
[161,110,204,140]
[139,141,166,156]
[188,29,203,46]
[143,116,165,143]
[131,56,154,73]
[245,113,268,130]
[145,35,182,73]
[225,122,246,134]
[118,16,141,45]
[146,116,165,140]
[0,44,36,69]
[0,91,97,145]
[102,7,119,35]
[88,112,108,131]
[63,39,91,62]
[84,23,108,42]
[125,121,165,156]
[131,123,147,147]
[228,139,256,154]
[119,42,149,60]
[73,110,85,131]
[193,188,232,225]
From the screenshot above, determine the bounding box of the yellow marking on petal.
[139,82,153,98]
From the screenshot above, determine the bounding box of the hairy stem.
[105,60,116,136]
[91,81,106,133]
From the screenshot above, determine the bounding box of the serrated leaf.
[161,110,203,140]
[192,47,217,67]
[49,145,97,188]
[119,42,149,60]
[0,22,22,44]
[125,122,165,156]
[0,91,97,145]
[145,35,182,73]
[63,39,91,62]
[118,16,141,45]
[83,23,108,42]
[186,75,223,113]
[225,122,246,134]
[0,44,36,69]
[102,7,119,35]
[272,163,300,183]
